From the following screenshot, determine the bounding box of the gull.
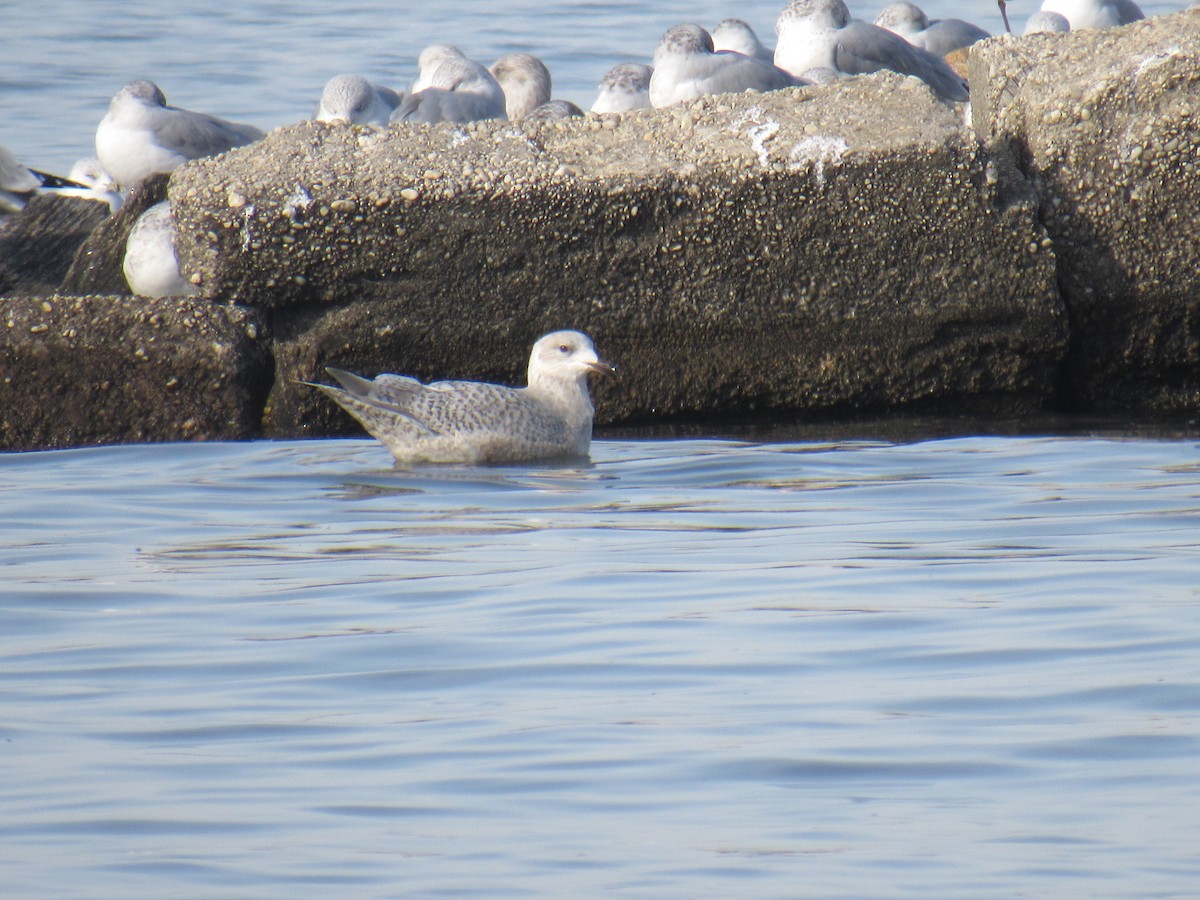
[1023,10,1072,31]
[649,23,797,108]
[1,146,117,214]
[591,63,654,112]
[312,331,614,465]
[315,74,402,126]
[391,45,507,124]
[524,99,585,121]
[489,52,553,120]
[123,200,198,298]
[1,145,47,213]
[1038,0,1142,29]
[95,80,264,190]
[873,2,990,57]
[774,0,969,101]
[711,18,775,62]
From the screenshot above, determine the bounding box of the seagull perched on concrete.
[95,80,264,190]
[312,331,614,464]
[711,18,776,61]
[489,52,553,121]
[1023,10,1072,31]
[591,63,654,112]
[391,45,508,124]
[123,200,198,298]
[1038,0,1143,29]
[649,23,797,108]
[315,74,402,126]
[873,2,990,57]
[774,0,968,101]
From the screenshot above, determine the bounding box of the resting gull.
[524,99,585,121]
[312,331,614,464]
[873,2,990,57]
[315,74,402,126]
[1038,0,1143,29]
[591,63,654,112]
[489,52,553,121]
[392,45,508,124]
[1023,10,1072,31]
[649,23,797,108]
[711,18,775,62]
[95,80,264,190]
[774,0,969,101]
[123,200,198,298]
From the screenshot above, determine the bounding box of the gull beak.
[585,359,616,377]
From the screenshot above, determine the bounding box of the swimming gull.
[489,52,553,120]
[315,74,402,126]
[873,2,990,57]
[392,45,507,125]
[524,99,585,121]
[123,200,199,298]
[711,18,775,62]
[1038,0,1143,29]
[95,80,264,190]
[312,330,614,464]
[1023,10,1072,31]
[591,63,654,112]
[649,23,797,108]
[774,0,969,101]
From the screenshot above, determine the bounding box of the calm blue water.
[1,0,1186,175]
[2,434,1199,896]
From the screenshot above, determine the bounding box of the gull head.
[655,24,716,63]
[777,0,852,34]
[528,331,613,392]
[114,80,168,110]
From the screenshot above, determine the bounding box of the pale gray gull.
[711,18,775,62]
[1,145,46,213]
[774,0,969,101]
[312,330,614,464]
[873,2,990,56]
[591,63,654,112]
[1023,9,1072,31]
[649,23,797,108]
[1038,0,1142,29]
[1,146,116,213]
[123,200,199,298]
[392,45,507,124]
[315,74,402,126]
[95,80,264,190]
[489,52,553,120]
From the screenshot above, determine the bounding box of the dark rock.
[172,74,1066,435]
[0,294,271,450]
[971,10,1200,412]
[60,174,170,296]
[0,194,110,296]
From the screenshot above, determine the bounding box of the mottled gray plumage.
[524,99,585,121]
[591,63,654,112]
[313,331,613,464]
[1023,10,1072,32]
[650,23,797,108]
[775,0,968,102]
[95,80,264,189]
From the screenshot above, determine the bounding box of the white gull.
[649,23,797,108]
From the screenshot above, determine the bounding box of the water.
[1,0,1185,175]
[2,434,1199,896]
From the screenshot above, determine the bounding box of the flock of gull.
[3,0,1154,461]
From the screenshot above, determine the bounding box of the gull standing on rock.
[873,1,990,56]
[591,63,654,112]
[711,18,776,61]
[123,200,198,299]
[315,74,402,126]
[649,23,797,108]
[391,45,507,124]
[95,80,264,190]
[312,331,614,465]
[774,0,969,101]
[489,52,553,121]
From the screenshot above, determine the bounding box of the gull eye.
[558,344,571,354]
